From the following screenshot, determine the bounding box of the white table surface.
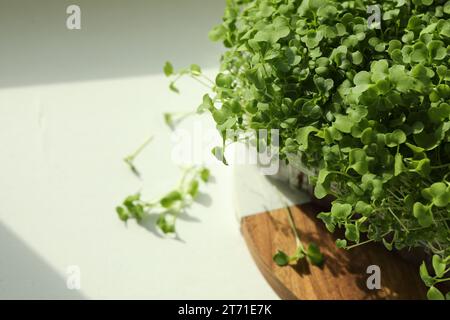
[0,0,278,299]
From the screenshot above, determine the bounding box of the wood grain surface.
[241,203,428,300]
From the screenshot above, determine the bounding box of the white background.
[0,0,278,299]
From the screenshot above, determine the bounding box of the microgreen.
[420,255,450,300]
[116,166,211,235]
[123,136,153,178]
[273,206,324,268]
[163,61,214,94]
[163,62,216,129]
[168,0,450,298]
[163,111,197,130]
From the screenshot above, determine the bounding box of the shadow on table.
[0,223,85,299]
[0,0,224,88]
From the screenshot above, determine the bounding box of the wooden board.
[241,203,428,300]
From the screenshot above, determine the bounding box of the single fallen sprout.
[273,206,324,268]
[116,166,210,235]
[124,136,153,178]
